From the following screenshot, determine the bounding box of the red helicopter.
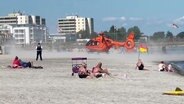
[85,32,135,52]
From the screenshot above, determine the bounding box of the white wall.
[17,16,29,24]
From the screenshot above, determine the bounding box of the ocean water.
[170,61,184,75]
[168,46,184,75]
[166,46,184,54]
[149,45,184,54]
[149,45,184,75]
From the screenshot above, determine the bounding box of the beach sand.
[0,51,184,104]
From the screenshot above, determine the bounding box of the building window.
[30,30,33,33]
[15,30,18,33]
[19,30,24,33]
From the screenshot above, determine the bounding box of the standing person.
[162,46,167,54]
[36,43,42,61]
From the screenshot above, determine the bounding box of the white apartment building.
[0,12,46,25]
[58,15,94,35]
[0,24,13,45]
[0,12,48,45]
[13,25,47,45]
[0,12,19,25]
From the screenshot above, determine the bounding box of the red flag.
[139,43,148,53]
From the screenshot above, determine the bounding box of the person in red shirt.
[12,56,21,68]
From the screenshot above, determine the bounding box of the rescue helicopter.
[85,32,135,52]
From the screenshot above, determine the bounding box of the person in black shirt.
[36,43,42,61]
[135,59,144,70]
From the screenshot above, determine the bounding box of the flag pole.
[138,49,140,60]
[138,41,140,60]
[135,41,141,70]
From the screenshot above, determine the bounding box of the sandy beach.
[0,51,184,104]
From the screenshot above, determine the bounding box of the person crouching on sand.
[167,64,174,72]
[158,61,166,71]
[135,59,144,70]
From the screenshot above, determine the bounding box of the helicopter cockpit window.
[92,41,98,46]
[86,40,93,46]
[86,40,99,46]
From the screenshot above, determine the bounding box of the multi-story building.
[0,12,19,25]
[0,12,46,25]
[13,25,47,45]
[0,12,48,45]
[58,15,94,35]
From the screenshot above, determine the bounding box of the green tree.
[165,31,173,41]
[109,25,116,33]
[166,31,173,39]
[116,27,126,41]
[76,30,88,39]
[89,32,98,38]
[127,26,141,40]
[107,25,127,41]
[151,31,165,41]
[176,32,184,38]
[108,25,117,40]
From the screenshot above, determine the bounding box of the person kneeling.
[158,61,166,71]
[135,59,144,70]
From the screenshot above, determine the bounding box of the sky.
[1,0,184,35]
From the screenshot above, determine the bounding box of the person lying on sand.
[19,59,32,68]
[8,56,43,69]
[78,62,93,79]
[92,62,110,78]
[12,56,22,68]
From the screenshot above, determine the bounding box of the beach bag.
[72,65,79,73]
